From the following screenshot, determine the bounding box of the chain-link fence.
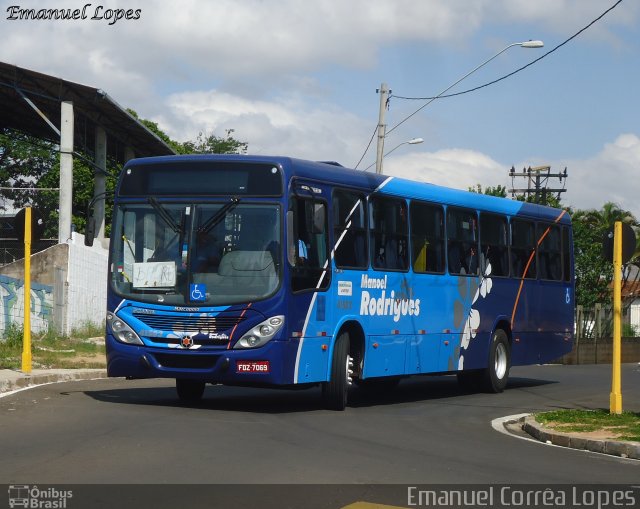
[564,303,640,364]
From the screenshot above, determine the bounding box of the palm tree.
[573,202,638,231]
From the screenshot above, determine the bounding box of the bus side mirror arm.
[84,216,95,247]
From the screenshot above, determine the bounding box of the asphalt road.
[1,364,639,507]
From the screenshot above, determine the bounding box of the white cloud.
[2,0,635,97]
[559,133,640,218]
[381,133,640,221]
[384,148,504,190]
[158,88,370,165]
[1,0,637,222]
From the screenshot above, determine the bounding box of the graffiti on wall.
[0,275,53,336]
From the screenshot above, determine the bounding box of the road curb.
[0,369,108,396]
[520,415,640,460]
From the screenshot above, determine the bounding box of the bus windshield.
[110,201,281,306]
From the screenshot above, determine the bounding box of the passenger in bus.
[297,238,308,265]
[466,245,478,275]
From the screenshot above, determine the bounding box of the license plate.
[236,361,270,373]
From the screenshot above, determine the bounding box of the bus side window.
[538,223,562,281]
[370,197,408,271]
[447,208,479,276]
[290,196,330,292]
[562,227,572,282]
[333,190,367,269]
[480,213,508,277]
[511,219,536,279]
[411,201,445,273]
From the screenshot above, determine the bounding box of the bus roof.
[125,154,571,224]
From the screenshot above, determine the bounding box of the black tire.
[322,331,350,410]
[482,329,511,393]
[176,379,206,402]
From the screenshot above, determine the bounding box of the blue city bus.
[99,154,574,409]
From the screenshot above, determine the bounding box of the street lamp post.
[375,40,544,174]
[366,137,424,172]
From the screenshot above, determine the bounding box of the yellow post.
[609,221,622,414]
[21,207,32,374]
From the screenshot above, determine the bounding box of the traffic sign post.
[606,221,637,414]
[21,207,32,374]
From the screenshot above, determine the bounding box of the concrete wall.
[65,232,108,334]
[0,233,108,338]
[560,338,640,365]
[0,275,53,335]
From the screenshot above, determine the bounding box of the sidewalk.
[0,368,108,396]
[516,415,640,460]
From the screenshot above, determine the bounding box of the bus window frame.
[369,195,410,273]
[409,199,446,275]
[332,188,369,271]
[536,221,563,283]
[446,206,480,277]
[562,225,572,283]
[288,187,331,295]
[510,218,537,280]
[479,212,510,279]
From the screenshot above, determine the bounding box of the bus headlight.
[107,311,143,345]
[234,316,284,349]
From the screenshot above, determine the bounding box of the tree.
[0,114,248,239]
[126,110,248,155]
[180,131,248,155]
[468,184,507,197]
[571,202,639,307]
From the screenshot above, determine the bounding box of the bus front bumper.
[106,333,301,386]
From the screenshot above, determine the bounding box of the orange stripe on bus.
[510,210,567,328]
[227,302,253,349]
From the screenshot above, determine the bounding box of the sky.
[1,0,639,218]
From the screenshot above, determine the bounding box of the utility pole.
[375,83,390,174]
[509,165,568,204]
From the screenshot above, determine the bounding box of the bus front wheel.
[482,329,510,393]
[176,379,206,402]
[322,332,351,410]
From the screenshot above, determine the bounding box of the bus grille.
[133,312,245,333]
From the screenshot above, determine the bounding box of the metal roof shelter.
[0,61,175,243]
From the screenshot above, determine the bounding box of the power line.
[353,123,378,169]
[387,0,623,134]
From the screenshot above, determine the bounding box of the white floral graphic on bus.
[458,262,493,370]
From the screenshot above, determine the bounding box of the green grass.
[0,322,106,370]
[536,409,640,442]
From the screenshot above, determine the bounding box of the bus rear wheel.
[482,329,510,393]
[176,379,206,402]
[322,332,351,410]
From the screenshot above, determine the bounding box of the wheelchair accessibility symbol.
[190,283,206,302]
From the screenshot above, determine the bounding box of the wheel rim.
[494,342,507,380]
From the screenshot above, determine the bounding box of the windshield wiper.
[148,197,182,234]
[198,197,240,234]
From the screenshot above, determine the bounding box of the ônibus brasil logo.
[8,485,73,508]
